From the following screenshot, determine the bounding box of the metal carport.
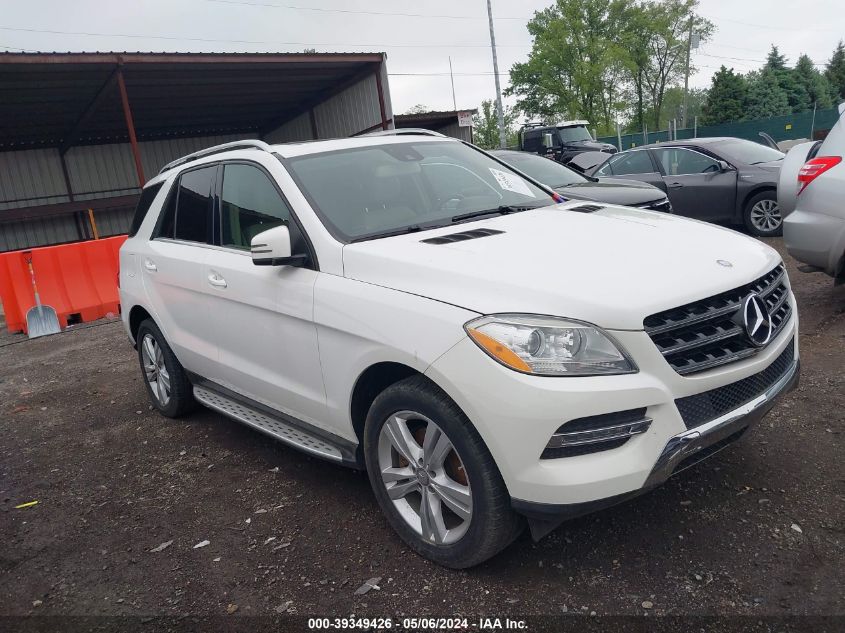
[0,52,393,251]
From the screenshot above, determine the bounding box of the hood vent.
[421,228,504,245]
[568,204,604,213]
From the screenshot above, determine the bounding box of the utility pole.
[486,0,506,148]
[682,18,692,128]
[448,56,457,112]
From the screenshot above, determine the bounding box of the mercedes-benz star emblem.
[742,293,773,347]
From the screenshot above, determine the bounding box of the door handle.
[667,182,683,189]
[143,258,158,272]
[207,272,227,288]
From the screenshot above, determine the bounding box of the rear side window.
[174,166,215,243]
[128,182,164,237]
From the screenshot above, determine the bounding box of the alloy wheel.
[141,333,171,406]
[377,411,472,545]
[750,199,781,233]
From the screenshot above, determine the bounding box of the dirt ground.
[1,237,843,630]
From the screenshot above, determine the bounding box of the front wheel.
[363,375,522,568]
[744,191,782,237]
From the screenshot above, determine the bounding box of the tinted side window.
[174,166,215,243]
[523,131,540,152]
[654,148,719,175]
[128,182,164,237]
[154,183,177,239]
[608,151,655,175]
[220,164,306,253]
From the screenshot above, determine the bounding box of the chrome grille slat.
[645,264,791,375]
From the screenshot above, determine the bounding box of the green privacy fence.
[597,107,841,151]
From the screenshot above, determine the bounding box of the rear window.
[716,139,784,165]
[128,182,164,237]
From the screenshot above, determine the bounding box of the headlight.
[464,314,636,376]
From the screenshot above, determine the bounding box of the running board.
[193,385,344,462]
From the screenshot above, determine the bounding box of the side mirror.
[251,225,307,267]
[542,132,555,149]
[717,160,732,172]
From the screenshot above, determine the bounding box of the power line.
[204,0,531,20]
[697,51,827,68]
[699,14,841,33]
[0,25,530,48]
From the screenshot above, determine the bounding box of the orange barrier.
[0,235,127,334]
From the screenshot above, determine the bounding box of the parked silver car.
[780,103,845,284]
[586,138,784,237]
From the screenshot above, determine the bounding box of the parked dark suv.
[519,121,617,165]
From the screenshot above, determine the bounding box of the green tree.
[660,86,707,129]
[472,99,518,149]
[701,66,748,125]
[765,46,787,71]
[764,45,810,112]
[794,54,833,110]
[638,0,714,129]
[825,40,845,100]
[746,70,791,119]
[506,0,627,134]
[403,104,431,115]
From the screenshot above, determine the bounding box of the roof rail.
[158,139,273,175]
[363,128,446,138]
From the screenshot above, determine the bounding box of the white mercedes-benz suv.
[120,134,799,568]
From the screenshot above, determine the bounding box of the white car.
[120,134,799,568]
[781,102,845,283]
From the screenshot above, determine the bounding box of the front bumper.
[512,356,799,538]
[424,311,799,512]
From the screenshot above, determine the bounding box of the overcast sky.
[2,0,844,118]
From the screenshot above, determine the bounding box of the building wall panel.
[437,121,473,142]
[265,112,313,144]
[0,148,68,210]
[0,213,80,252]
[315,74,381,138]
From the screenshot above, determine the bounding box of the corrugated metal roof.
[0,51,386,151]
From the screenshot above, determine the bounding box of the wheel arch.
[128,305,154,345]
[741,184,777,217]
[350,361,423,448]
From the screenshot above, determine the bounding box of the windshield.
[494,152,587,188]
[716,139,784,164]
[557,126,592,143]
[285,141,553,241]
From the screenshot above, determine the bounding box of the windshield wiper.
[451,204,543,224]
[350,225,425,242]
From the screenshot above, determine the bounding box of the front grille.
[644,264,791,375]
[675,338,795,429]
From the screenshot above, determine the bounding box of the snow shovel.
[24,253,61,338]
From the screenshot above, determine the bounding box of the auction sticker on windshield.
[489,168,535,197]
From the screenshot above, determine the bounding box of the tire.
[363,375,523,568]
[136,319,196,418]
[744,190,782,237]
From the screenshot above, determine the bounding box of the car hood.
[342,203,780,330]
[555,178,664,206]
